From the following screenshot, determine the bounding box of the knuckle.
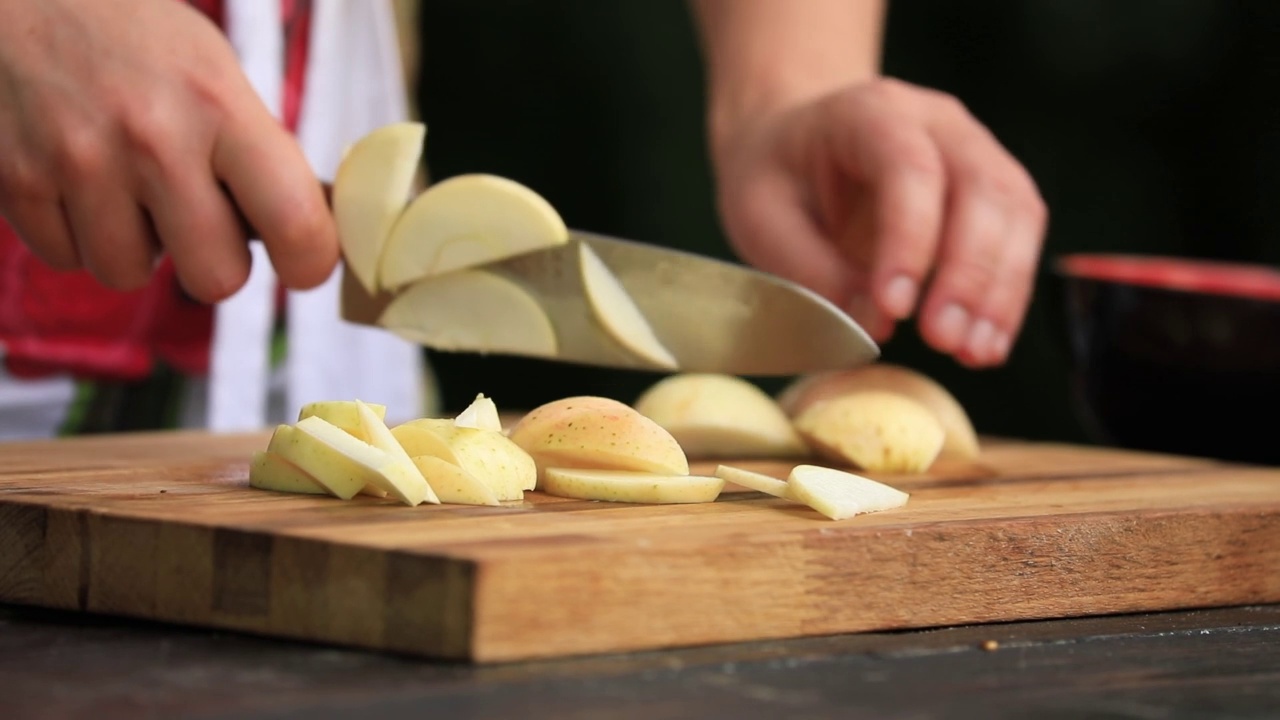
[121,102,177,167]
[0,156,55,202]
[943,252,1002,300]
[54,127,109,182]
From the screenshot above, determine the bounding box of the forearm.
[689,0,886,156]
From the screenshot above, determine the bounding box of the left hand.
[711,77,1048,368]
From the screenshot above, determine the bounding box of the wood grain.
[0,430,1276,662]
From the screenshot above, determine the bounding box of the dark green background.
[413,0,1280,443]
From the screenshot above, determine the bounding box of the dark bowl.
[1051,253,1280,465]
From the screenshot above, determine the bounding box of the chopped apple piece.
[249,448,328,495]
[411,455,500,506]
[542,468,724,504]
[297,400,386,441]
[787,464,909,520]
[378,269,558,358]
[455,393,502,432]
[713,464,790,499]
[389,421,460,465]
[392,419,534,501]
[332,122,426,294]
[578,243,677,369]
[634,373,806,458]
[355,400,438,505]
[793,391,945,474]
[508,396,690,481]
[778,363,981,459]
[270,416,426,505]
[379,173,569,289]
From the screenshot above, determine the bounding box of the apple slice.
[270,416,426,504]
[786,464,910,520]
[634,373,807,458]
[249,449,328,495]
[298,400,386,441]
[542,468,724,504]
[392,419,535,500]
[389,421,460,465]
[454,393,502,432]
[355,400,438,505]
[378,173,569,290]
[578,243,677,369]
[793,391,945,474]
[378,269,558,358]
[332,122,426,294]
[713,464,790,499]
[411,455,500,506]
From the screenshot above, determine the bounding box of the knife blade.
[341,229,880,376]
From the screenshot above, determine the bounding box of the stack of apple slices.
[331,121,678,371]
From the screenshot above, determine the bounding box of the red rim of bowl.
[1055,253,1280,302]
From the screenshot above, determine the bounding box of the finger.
[212,100,338,290]
[62,175,157,292]
[0,198,81,270]
[960,201,1047,367]
[827,90,947,323]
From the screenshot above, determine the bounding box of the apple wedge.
[713,464,790,499]
[249,449,328,495]
[578,243,678,370]
[634,373,807,459]
[787,464,910,520]
[379,173,569,290]
[298,400,386,441]
[269,416,429,505]
[355,400,438,505]
[454,393,503,432]
[542,468,724,504]
[378,269,558,358]
[411,455,500,506]
[508,396,690,481]
[793,391,945,474]
[332,122,426,294]
[392,419,535,501]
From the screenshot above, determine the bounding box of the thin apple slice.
[392,419,535,500]
[543,468,724,504]
[411,455,500,506]
[332,122,426,294]
[271,416,425,504]
[355,400,438,505]
[787,464,910,521]
[713,464,790,499]
[298,400,386,441]
[249,448,328,495]
[578,243,677,369]
[378,269,558,358]
[379,173,568,289]
[454,393,502,432]
[389,421,460,465]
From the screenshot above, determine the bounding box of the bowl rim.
[1053,252,1280,302]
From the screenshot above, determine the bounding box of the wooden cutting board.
[0,430,1277,663]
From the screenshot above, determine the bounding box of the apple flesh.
[378,269,558,358]
[378,173,569,290]
[634,373,807,459]
[268,417,428,504]
[778,363,981,459]
[542,468,724,504]
[297,400,386,441]
[392,418,535,501]
[578,243,678,369]
[787,464,910,520]
[713,464,790,499]
[249,449,328,495]
[332,122,426,294]
[508,396,690,481]
[454,393,503,432]
[411,455,500,506]
[355,400,438,505]
[793,391,945,474]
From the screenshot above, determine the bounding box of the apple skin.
[634,373,807,459]
[793,391,946,474]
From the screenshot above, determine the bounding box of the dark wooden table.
[2,602,1277,720]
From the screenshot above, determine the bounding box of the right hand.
[0,0,338,303]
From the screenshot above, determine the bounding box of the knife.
[339,229,880,376]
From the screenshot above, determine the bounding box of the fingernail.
[935,303,970,349]
[884,275,918,319]
[991,331,1012,361]
[965,319,995,362]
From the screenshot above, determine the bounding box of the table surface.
[2,602,1277,720]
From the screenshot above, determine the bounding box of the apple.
[269,416,430,505]
[378,173,569,290]
[411,455,500,506]
[377,269,558,358]
[248,448,328,495]
[634,373,807,459]
[542,468,724,504]
[332,122,426,294]
[507,396,690,481]
[713,464,790,499]
[578,243,678,369]
[777,363,981,459]
[355,400,438,505]
[793,391,945,474]
[392,419,535,501]
[454,393,503,432]
[297,400,386,441]
[786,464,910,520]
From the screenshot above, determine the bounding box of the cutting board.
[0,430,1277,663]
